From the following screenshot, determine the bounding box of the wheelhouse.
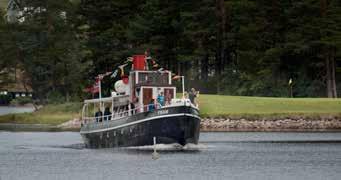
[130,70,176,111]
[81,70,186,125]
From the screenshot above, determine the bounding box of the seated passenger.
[95,108,103,122]
[103,107,111,121]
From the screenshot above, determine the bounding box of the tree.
[0,0,90,102]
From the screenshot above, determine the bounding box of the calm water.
[0,107,35,115]
[0,132,341,180]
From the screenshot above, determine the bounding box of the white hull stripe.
[80,113,201,134]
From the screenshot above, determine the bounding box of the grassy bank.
[1,95,341,125]
[0,103,82,125]
[0,1,7,9]
[199,95,341,119]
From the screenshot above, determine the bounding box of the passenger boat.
[80,55,201,148]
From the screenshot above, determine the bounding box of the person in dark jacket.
[130,102,135,115]
[95,108,103,122]
[103,107,111,121]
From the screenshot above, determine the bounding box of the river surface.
[0,107,35,115]
[0,132,341,180]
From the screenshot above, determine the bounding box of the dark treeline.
[0,0,340,102]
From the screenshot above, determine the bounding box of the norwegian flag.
[84,72,111,94]
[84,78,100,94]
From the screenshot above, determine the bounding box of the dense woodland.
[0,0,341,102]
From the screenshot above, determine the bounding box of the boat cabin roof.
[84,95,129,104]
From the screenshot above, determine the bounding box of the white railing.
[82,103,163,125]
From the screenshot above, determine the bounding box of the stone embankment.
[2,117,340,132]
[200,117,341,131]
[61,116,341,131]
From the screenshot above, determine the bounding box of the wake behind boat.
[80,55,201,148]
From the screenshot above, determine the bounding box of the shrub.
[0,95,12,105]
[47,91,65,104]
[10,96,33,106]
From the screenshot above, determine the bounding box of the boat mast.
[97,76,103,111]
[181,76,185,98]
[98,78,102,111]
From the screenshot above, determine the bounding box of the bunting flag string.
[84,53,183,94]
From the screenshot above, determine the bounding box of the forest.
[0,0,340,103]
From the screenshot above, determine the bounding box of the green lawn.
[0,0,7,9]
[198,95,341,118]
[0,103,82,125]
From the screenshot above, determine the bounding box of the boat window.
[164,88,175,105]
[137,72,169,86]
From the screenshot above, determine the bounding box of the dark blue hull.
[80,106,200,148]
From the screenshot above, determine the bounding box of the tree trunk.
[201,53,209,81]
[194,58,200,80]
[66,91,70,102]
[320,0,327,17]
[331,49,338,98]
[215,0,226,94]
[325,50,338,98]
[320,0,337,98]
[177,60,181,76]
[326,52,333,98]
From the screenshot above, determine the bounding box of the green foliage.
[46,91,65,104]
[1,0,90,102]
[1,0,341,100]
[218,0,341,97]
[0,95,12,105]
[10,97,33,106]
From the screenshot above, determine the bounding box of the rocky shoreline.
[1,117,341,132]
[200,117,341,131]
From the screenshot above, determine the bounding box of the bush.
[0,95,12,105]
[10,96,33,106]
[47,91,65,104]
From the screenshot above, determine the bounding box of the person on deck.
[188,88,199,106]
[148,99,155,112]
[103,107,111,121]
[130,102,135,115]
[95,108,103,122]
[157,91,165,107]
[165,89,172,105]
[184,91,189,99]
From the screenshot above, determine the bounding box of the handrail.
[84,95,129,104]
[81,98,198,126]
[82,103,163,124]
